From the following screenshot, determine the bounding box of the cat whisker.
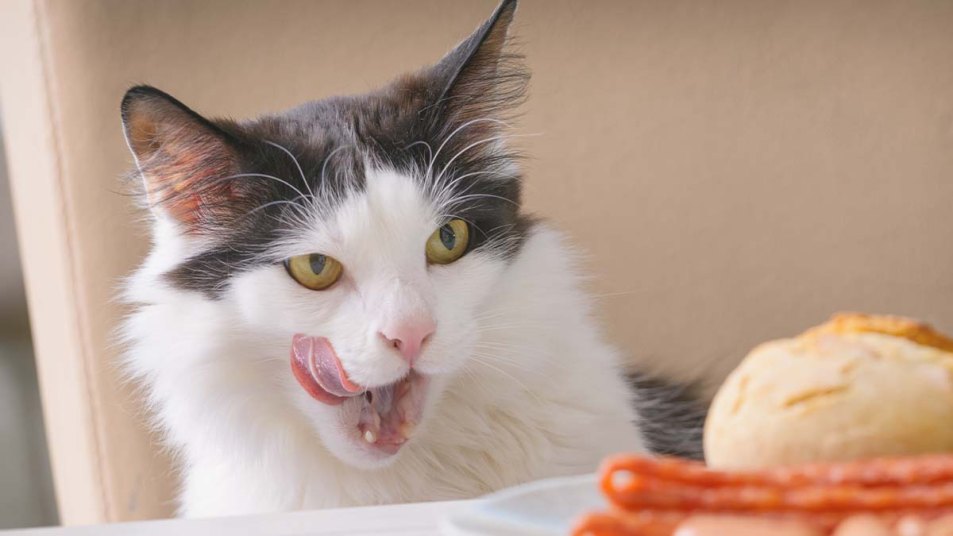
[403,140,433,164]
[424,117,510,191]
[197,172,310,204]
[432,130,540,193]
[473,346,574,375]
[436,213,487,240]
[320,145,351,204]
[433,133,511,187]
[240,198,310,220]
[464,355,544,405]
[263,140,315,200]
[431,169,510,208]
[473,323,551,334]
[471,307,528,322]
[479,222,520,240]
[468,348,529,365]
[442,193,521,211]
[469,340,541,355]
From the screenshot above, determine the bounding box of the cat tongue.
[291,335,363,403]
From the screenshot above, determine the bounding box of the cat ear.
[428,0,527,127]
[121,86,251,232]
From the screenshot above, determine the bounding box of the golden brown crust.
[802,312,953,354]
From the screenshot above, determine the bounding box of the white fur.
[123,168,646,517]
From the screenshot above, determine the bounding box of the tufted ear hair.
[121,85,258,232]
[426,0,527,130]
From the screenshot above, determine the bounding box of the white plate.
[440,474,604,536]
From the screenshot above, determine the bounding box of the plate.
[440,474,602,536]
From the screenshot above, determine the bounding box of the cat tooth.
[363,429,377,444]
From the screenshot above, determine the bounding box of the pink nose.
[379,317,436,366]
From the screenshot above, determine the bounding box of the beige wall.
[0,124,58,528]
[1,0,952,525]
[0,119,30,337]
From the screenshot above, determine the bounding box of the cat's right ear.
[121,86,249,232]
[427,0,526,128]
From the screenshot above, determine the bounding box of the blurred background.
[0,123,58,529]
[0,0,951,530]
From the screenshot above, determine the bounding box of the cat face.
[122,0,528,468]
[226,165,518,466]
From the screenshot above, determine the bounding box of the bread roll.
[705,313,953,469]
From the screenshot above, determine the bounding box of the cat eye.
[284,254,344,290]
[426,219,470,265]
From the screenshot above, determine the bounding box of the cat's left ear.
[121,86,256,232]
[427,0,528,127]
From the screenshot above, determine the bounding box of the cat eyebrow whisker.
[428,130,540,210]
[403,140,433,163]
[431,169,510,208]
[263,140,316,200]
[424,117,510,191]
[480,221,519,236]
[318,145,352,206]
[432,130,540,192]
[433,133,512,187]
[441,193,521,213]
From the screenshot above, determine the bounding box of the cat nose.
[379,317,436,366]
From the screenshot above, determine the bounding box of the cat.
[120,0,704,517]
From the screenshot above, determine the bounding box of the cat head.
[122,0,530,468]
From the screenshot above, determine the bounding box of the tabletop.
[2,501,470,536]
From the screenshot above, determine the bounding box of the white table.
[2,501,470,536]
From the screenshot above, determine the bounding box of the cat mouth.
[290,334,427,455]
